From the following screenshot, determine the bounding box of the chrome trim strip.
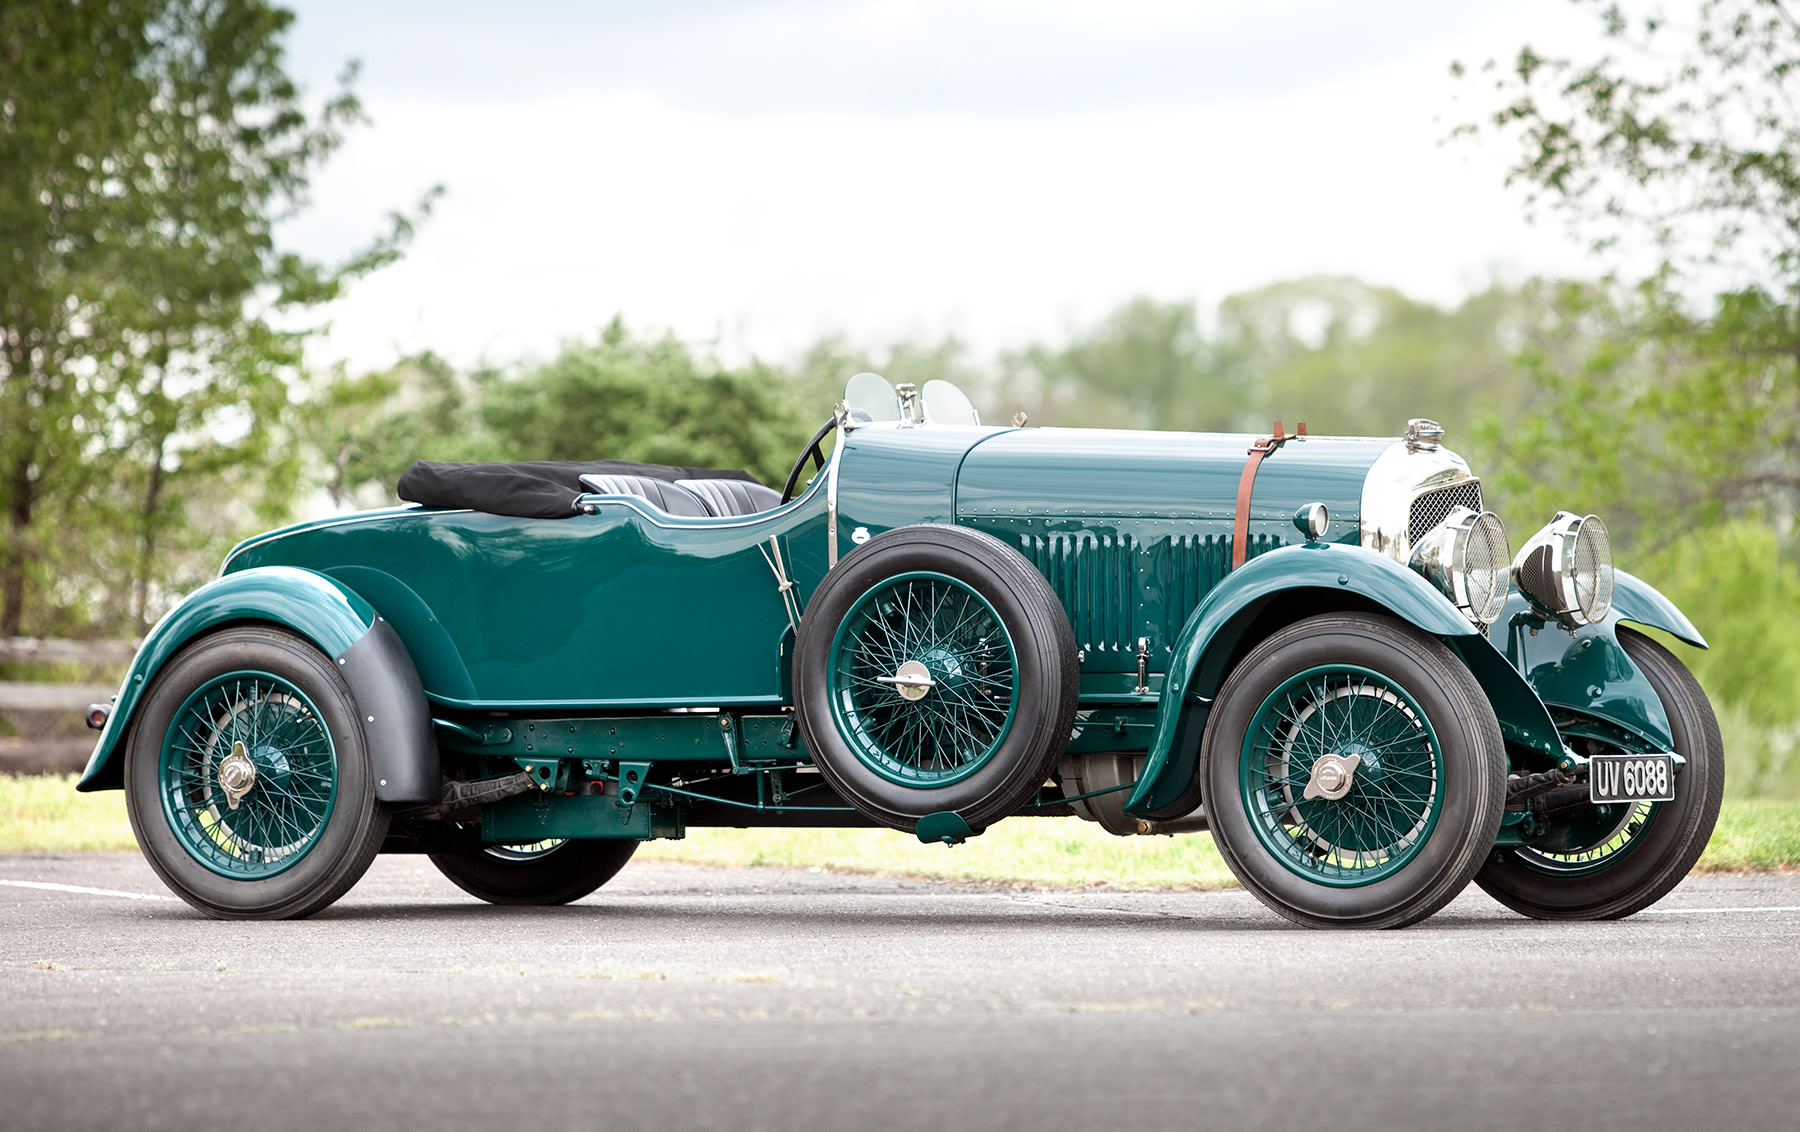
[827,415,846,566]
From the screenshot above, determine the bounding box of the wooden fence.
[0,638,136,776]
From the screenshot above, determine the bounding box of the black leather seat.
[577,473,712,518]
[676,478,782,517]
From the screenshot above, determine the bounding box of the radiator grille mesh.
[1408,482,1483,545]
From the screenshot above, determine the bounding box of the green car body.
[78,382,1722,926]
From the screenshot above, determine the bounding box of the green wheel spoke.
[159,669,338,880]
[1517,800,1658,875]
[1241,664,1444,886]
[830,571,1020,788]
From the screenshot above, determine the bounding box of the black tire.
[123,626,390,920]
[1201,614,1507,929]
[1475,627,1725,920]
[793,524,1078,832]
[430,839,638,905]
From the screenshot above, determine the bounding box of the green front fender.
[1484,587,1678,753]
[1123,543,1565,818]
[76,566,377,793]
[1612,569,1706,649]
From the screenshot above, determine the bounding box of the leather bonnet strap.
[1232,420,1306,569]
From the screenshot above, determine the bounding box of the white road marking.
[1641,905,1800,915]
[0,880,175,901]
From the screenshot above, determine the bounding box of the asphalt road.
[3,853,1798,1131]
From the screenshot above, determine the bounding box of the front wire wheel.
[1203,614,1506,929]
[124,626,389,919]
[1240,665,1445,887]
[1475,627,1725,919]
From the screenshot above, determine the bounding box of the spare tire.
[793,524,1078,832]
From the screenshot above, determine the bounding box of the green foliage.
[1637,523,1800,797]
[997,279,1550,439]
[1010,296,1234,431]
[1464,282,1644,535]
[1455,0,1800,284]
[300,353,490,509]
[1215,278,1542,437]
[1454,2,1800,798]
[483,320,813,486]
[1698,798,1800,862]
[1455,2,1800,541]
[309,319,818,501]
[318,286,1561,510]
[0,0,428,636]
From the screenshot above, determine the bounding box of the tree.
[299,353,488,511]
[1006,297,1238,432]
[0,0,427,636]
[481,320,813,487]
[1455,0,1800,540]
[1212,278,1545,438]
[309,320,817,502]
[1458,0,1800,287]
[986,283,1551,441]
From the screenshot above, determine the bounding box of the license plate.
[1588,753,1676,803]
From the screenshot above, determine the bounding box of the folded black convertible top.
[397,460,762,520]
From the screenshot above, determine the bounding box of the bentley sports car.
[78,374,1723,928]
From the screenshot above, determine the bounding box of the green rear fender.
[76,566,438,804]
[1123,544,1564,819]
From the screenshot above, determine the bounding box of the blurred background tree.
[0,0,429,636]
[1455,0,1800,533]
[303,319,815,506]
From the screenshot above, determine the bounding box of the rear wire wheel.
[124,626,389,919]
[430,839,638,905]
[1202,614,1506,929]
[1475,627,1725,919]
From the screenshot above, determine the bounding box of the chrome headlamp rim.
[1408,506,1511,626]
[1511,511,1615,628]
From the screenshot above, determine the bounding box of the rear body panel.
[223,496,831,710]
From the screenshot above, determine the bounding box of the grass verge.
[1,773,137,852]
[1690,799,1800,873]
[634,822,1241,889]
[3,774,1796,887]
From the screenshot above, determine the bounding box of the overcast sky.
[275,0,1606,375]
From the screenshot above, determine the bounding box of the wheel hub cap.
[1302,752,1363,801]
[876,659,937,702]
[217,741,258,811]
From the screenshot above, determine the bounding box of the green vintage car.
[77,374,1723,928]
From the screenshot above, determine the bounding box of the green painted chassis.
[78,423,1705,856]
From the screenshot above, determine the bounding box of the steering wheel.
[781,416,838,503]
